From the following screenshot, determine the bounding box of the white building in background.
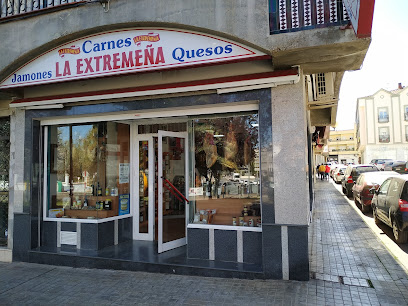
[356,84,408,163]
[328,128,359,164]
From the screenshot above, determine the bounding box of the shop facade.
[0,1,374,280]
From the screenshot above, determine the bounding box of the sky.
[336,0,408,130]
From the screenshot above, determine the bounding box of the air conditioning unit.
[311,72,335,101]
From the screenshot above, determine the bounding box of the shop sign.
[0,28,266,89]
[119,163,130,184]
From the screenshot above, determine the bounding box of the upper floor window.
[405,126,408,142]
[404,105,408,121]
[379,127,390,143]
[378,107,389,123]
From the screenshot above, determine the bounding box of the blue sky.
[336,0,408,130]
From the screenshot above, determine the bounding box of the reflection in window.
[190,113,260,227]
[378,107,389,123]
[47,122,130,220]
[378,127,390,143]
[405,106,408,121]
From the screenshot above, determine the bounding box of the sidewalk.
[0,180,408,305]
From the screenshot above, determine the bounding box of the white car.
[333,165,347,184]
[330,164,342,178]
[370,159,393,170]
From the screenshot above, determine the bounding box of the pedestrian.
[325,164,330,180]
[319,164,326,180]
[316,164,320,178]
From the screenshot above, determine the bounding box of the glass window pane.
[378,107,389,123]
[190,113,260,227]
[378,127,390,143]
[162,136,186,242]
[47,122,130,220]
[139,140,149,233]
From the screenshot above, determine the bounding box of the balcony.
[269,0,349,34]
[379,135,390,143]
[0,0,85,19]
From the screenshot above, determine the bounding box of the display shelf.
[64,209,117,219]
[195,198,260,226]
[61,195,119,219]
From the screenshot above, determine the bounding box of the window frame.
[378,126,390,143]
[378,107,389,123]
[42,124,132,224]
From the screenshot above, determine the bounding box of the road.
[330,178,408,273]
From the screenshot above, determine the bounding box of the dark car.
[371,175,408,243]
[391,161,408,174]
[384,160,405,171]
[352,171,400,213]
[342,164,379,198]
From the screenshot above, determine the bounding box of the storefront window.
[189,113,260,227]
[46,122,130,220]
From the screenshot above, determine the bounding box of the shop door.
[134,136,155,241]
[158,131,189,253]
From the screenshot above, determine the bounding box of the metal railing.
[0,0,84,19]
[269,0,350,34]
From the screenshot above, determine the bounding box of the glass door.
[158,131,189,253]
[134,136,154,240]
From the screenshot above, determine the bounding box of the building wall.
[357,87,408,162]
[328,129,358,163]
[272,78,309,226]
[0,0,367,83]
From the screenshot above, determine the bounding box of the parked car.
[384,160,405,171]
[333,165,347,184]
[371,175,408,243]
[370,159,393,170]
[391,161,408,174]
[330,164,343,178]
[341,164,379,198]
[352,171,400,213]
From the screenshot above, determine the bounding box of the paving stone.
[0,180,407,305]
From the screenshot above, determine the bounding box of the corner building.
[0,0,374,280]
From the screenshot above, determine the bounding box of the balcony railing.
[269,0,350,34]
[0,0,84,19]
[379,136,390,143]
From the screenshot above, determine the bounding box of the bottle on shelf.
[105,185,110,196]
[83,197,88,207]
[97,182,102,196]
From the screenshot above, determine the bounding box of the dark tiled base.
[28,240,264,279]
